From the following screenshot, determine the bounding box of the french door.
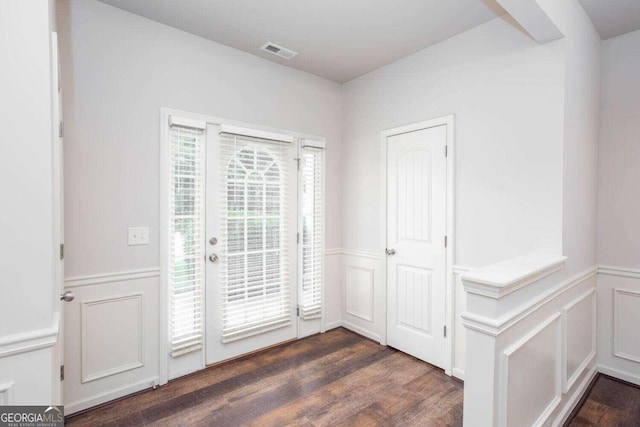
[205,126,298,364]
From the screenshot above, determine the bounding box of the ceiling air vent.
[260,42,298,60]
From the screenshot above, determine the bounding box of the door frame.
[379,115,455,376]
[159,107,325,384]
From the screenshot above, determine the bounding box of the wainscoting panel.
[562,289,596,392]
[597,269,640,386]
[341,250,383,342]
[64,270,160,414]
[462,259,598,427]
[501,313,562,427]
[346,266,374,321]
[81,294,144,383]
[614,288,640,363]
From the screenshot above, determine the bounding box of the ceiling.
[98,0,505,83]
[578,0,640,40]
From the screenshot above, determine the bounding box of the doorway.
[383,117,454,371]
[162,110,326,379]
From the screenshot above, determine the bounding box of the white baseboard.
[598,364,640,387]
[65,376,159,415]
[452,367,465,381]
[324,320,343,331]
[341,320,381,343]
[553,364,598,427]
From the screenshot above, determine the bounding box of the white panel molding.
[462,266,596,337]
[81,293,144,383]
[499,313,562,427]
[341,320,381,342]
[0,312,60,358]
[345,265,375,321]
[462,253,567,299]
[65,268,161,288]
[598,265,640,279]
[561,288,596,393]
[65,375,159,415]
[613,288,640,364]
[0,381,15,405]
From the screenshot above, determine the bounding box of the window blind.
[169,124,205,357]
[218,133,292,342]
[299,146,324,319]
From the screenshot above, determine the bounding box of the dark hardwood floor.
[66,328,463,426]
[569,374,640,427]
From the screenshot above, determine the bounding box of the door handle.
[209,254,219,263]
[60,291,75,302]
[385,248,396,256]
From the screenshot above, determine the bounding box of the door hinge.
[444,145,448,157]
[443,326,447,337]
[444,236,447,248]
[297,232,300,244]
[296,158,301,171]
[59,121,64,138]
[296,306,300,317]
[60,365,64,381]
[60,243,64,260]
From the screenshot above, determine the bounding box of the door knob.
[60,291,75,302]
[385,248,396,256]
[209,254,219,263]
[209,237,218,245]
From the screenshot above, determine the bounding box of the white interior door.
[386,125,447,368]
[205,127,298,364]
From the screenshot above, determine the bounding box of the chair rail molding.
[0,312,60,358]
[598,265,640,279]
[65,268,161,289]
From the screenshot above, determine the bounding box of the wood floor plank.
[66,328,464,427]
[569,374,640,427]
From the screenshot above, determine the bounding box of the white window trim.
[159,107,326,385]
[297,141,326,323]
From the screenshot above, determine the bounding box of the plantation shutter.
[218,132,292,342]
[169,120,205,357]
[299,144,325,319]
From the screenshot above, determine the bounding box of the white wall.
[59,0,343,278]
[598,30,640,268]
[536,0,601,278]
[0,0,57,405]
[340,15,567,376]
[342,16,565,264]
[57,0,343,412]
[596,29,640,385]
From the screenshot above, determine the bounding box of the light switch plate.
[128,226,149,246]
